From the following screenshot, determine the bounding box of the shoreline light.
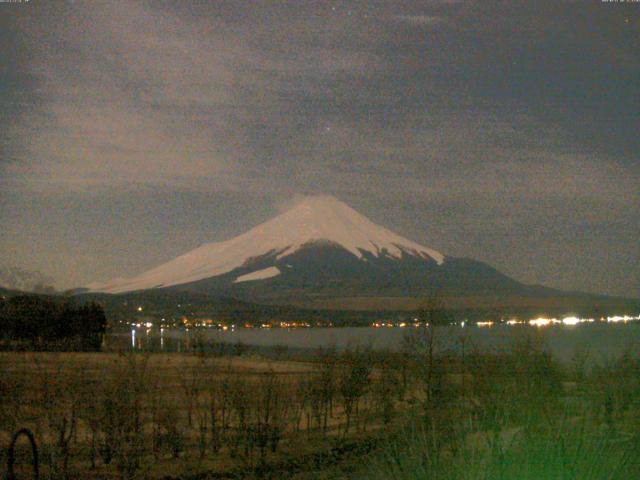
[476,321,494,328]
[606,315,638,323]
[529,317,560,327]
[561,316,595,326]
[561,316,580,326]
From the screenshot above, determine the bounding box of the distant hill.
[76,285,638,328]
[76,289,393,327]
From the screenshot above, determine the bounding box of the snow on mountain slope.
[87,195,444,294]
[234,266,281,283]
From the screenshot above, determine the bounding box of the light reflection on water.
[119,322,640,364]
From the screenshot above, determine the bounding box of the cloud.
[5,1,255,191]
[393,14,443,26]
[4,1,394,194]
[1,0,638,296]
[0,265,56,293]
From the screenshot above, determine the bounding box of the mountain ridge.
[88,195,444,294]
[85,195,639,312]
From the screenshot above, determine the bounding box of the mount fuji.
[86,195,636,312]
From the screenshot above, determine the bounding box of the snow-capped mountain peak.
[87,195,444,294]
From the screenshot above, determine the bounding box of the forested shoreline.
[0,295,107,351]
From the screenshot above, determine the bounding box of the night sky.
[1,0,638,297]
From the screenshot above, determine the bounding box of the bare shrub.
[96,353,150,479]
[338,347,372,435]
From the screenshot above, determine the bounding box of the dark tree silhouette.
[0,295,107,350]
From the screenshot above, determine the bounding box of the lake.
[123,322,640,364]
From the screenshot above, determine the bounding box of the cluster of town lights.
[130,314,639,331]
[474,314,640,328]
[606,315,639,323]
[372,321,425,328]
[130,320,317,330]
[372,315,640,329]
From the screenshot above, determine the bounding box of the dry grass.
[5,335,635,480]
[0,350,410,479]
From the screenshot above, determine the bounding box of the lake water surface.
[126,323,640,364]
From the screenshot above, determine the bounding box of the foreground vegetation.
[1,326,639,479]
[360,345,640,480]
[0,345,413,479]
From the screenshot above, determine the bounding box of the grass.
[358,345,640,480]
[1,335,639,479]
[0,349,410,479]
[364,418,640,480]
